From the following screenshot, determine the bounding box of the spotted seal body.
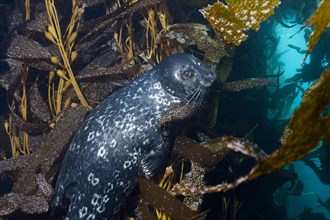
[52,53,215,219]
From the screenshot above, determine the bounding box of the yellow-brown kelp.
[0,0,328,219]
[45,0,91,114]
[200,0,281,46]
[172,68,330,195]
[303,0,330,63]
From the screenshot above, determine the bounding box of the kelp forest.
[0,0,329,219]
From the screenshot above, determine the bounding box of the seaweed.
[158,23,227,65]
[139,177,207,220]
[200,0,281,46]
[0,105,88,216]
[174,136,232,169]
[303,0,330,63]
[172,69,330,195]
[0,0,329,219]
[44,0,91,111]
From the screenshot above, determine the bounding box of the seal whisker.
[198,88,206,107]
[187,88,199,104]
[198,88,205,106]
[194,88,202,106]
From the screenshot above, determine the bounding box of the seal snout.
[201,71,216,87]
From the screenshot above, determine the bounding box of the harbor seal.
[52,53,216,219]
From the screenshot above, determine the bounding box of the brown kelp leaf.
[77,60,139,81]
[220,78,276,92]
[248,69,330,179]
[159,23,226,63]
[182,162,206,211]
[0,59,23,91]
[172,69,330,195]
[0,105,88,215]
[303,0,330,63]
[0,175,51,215]
[0,193,49,216]
[76,0,105,7]
[28,81,51,123]
[0,60,50,134]
[73,60,139,102]
[174,136,231,168]
[159,105,199,145]
[28,60,55,72]
[78,0,160,45]
[160,104,199,127]
[5,34,51,60]
[9,107,49,134]
[38,105,88,176]
[138,177,204,219]
[22,3,49,33]
[200,0,281,46]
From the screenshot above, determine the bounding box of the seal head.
[52,53,215,219]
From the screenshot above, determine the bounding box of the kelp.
[25,0,31,20]
[303,0,330,63]
[28,81,51,123]
[18,63,29,155]
[181,162,205,211]
[193,77,274,129]
[200,0,281,46]
[1,58,49,158]
[172,68,330,195]
[220,78,276,92]
[148,135,267,218]
[0,0,328,219]
[44,0,91,112]
[174,136,231,169]
[78,0,161,50]
[139,177,207,220]
[0,105,88,216]
[158,23,226,65]
[76,58,139,81]
[316,194,330,213]
[6,35,51,60]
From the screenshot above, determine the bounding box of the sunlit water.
[268,22,330,219]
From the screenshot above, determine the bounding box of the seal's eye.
[181,69,195,80]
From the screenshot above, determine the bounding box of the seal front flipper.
[141,138,170,179]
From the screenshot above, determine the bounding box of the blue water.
[267,22,330,220]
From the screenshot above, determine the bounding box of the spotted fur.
[52,53,215,219]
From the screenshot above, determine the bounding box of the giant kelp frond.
[303,0,330,63]
[200,0,281,46]
[159,23,226,65]
[172,68,330,195]
[248,69,330,179]
[139,177,207,220]
[0,105,88,216]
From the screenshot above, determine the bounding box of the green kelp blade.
[200,0,281,46]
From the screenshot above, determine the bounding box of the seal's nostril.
[204,72,216,84]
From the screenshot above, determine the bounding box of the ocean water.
[259,12,330,220]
